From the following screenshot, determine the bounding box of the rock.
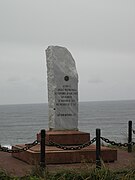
[46,46,78,130]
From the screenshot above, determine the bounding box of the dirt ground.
[0,149,135,177]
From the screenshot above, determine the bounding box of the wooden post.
[96,129,101,169]
[40,129,46,168]
[128,121,132,153]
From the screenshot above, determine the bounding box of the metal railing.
[0,120,135,169]
[0,140,38,153]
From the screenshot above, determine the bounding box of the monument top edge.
[46,45,68,51]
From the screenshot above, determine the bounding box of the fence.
[0,120,135,170]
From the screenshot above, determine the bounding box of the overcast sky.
[0,0,135,105]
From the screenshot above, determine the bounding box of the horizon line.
[0,98,135,106]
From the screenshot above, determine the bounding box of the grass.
[1,166,135,180]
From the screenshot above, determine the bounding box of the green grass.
[1,166,135,180]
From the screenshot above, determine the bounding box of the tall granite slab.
[46,46,78,130]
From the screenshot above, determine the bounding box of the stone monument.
[12,46,117,165]
[46,46,78,130]
[45,45,90,145]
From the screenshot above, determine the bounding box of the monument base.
[12,131,117,164]
[37,130,90,145]
[12,144,117,165]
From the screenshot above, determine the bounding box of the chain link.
[0,140,38,153]
[100,137,135,147]
[48,137,96,150]
[1,135,135,153]
[0,137,96,153]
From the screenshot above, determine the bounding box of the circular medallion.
[64,76,69,81]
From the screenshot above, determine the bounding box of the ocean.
[0,100,135,146]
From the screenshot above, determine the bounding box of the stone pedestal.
[13,130,117,165]
[37,130,90,145]
[12,144,117,165]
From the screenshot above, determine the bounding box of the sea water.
[0,100,135,146]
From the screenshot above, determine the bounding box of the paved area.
[0,149,135,177]
[0,151,34,177]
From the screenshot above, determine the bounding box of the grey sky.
[0,0,135,104]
